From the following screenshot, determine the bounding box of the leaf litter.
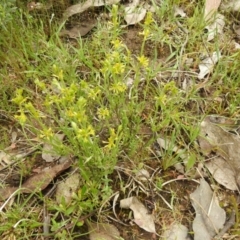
[190,179,226,240]
[42,133,65,162]
[120,196,156,233]
[124,0,147,25]
[2,0,240,239]
[162,222,190,240]
[198,115,240,190]
[0,158,72,201]
[55,171,81,205]
[197,51,221,79]
[88,221,120,240]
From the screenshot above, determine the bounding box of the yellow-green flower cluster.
[52,64,64,81]
[97,107,110,120]
[139,29,151,39]
[39,127,54,140]
[100,39,128,76]
[139,12,154,40]
[110,82,127,94]
[79,80,101,101]
[104,128,117,149]
[71,122,95,143]
[155,93,167,106]
[111,39,124,49]
[87,86,101,100]
[35,78,46,91]
[14,109,27,126]
[163,81,179,96]
[66,108,88,123]
[137,55,149,68]
[12,89,28,105]
[12,89,40,126]
[155,81,179,107]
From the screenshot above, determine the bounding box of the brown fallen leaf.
[198,115,240,189]
[120,196,156,233]
[59,19,97,38]
[88,221,120,240]
[0,159,72,201]
[204,0,221,21]
[63,0,120,19]
[190,179,226,240]
[55,172,81,204]
[42,133,65,162]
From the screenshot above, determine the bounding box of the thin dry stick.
[0,188,22,212]
[97,191,120,221]
[112,192,129,226]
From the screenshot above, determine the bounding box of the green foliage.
[1,0,240,238]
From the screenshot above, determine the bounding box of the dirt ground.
[1,1,240,239]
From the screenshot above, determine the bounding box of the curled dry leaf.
[220,0,240,12]
[233,40,240,49]
[63,0,121,19]
[198,115,240,190]
[55,172,81,204]
[190,179,226,240]
[124,0,147,25]
[42,134,65,162]
[135,169,150,181]
[205,14,225,41]
[198,51,220,79]
[0,151,12,168]
[120,196,156,233]
[174,6,186,17]
[233,23,240,38]
[60,19,97,38]
[0,159,72,201]
[204,0,221,21]
[205,156,238,191]
[88,222,120,240]
[162,222,189,240]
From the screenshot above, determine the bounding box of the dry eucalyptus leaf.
[198,51,220,79]
[63,0,120,19]
[205,156,238,191]
[125,77,134,87]
[205,14,225,41]
[233,41,240,49]
[174,6,186,17]
[42,134,65,162]
[0,159,72,201]
[162,222,189,240]
[233,23,240,38]
[60,19,97,38]
[220,0,240,12]
[204,0,221,21]
[0,151,12,168]
[11,131,18,143]
[56,172,81,204]
[198,115,240,189]
[182,77,194,92]
[190,179,226,240]
[135,169,150,181]
[120,196,156,233]
[124,5,147,25]
[88,222,120,240]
